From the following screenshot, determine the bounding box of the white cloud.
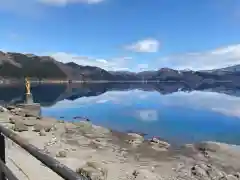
[0,0,43,16]
[49,52,133,71]
[157,44,240,70]
[125,38,160,53]
[0,0,103,15]
[38,0,104,6]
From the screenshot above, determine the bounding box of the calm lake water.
[1,82,240,145]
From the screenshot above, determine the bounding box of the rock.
[134,169,161,180]
[191,164,226,180]
[191,164,208,178]
[149,137,170,149]
[39,129,46,136]
[56,150,67,158]
[93,125,110,136]
[127,130,147,137]
[23,120,37,126]
[76,161,108,180]
[14,121,28,132]
[40,117,57,123]
[233,173,240,179]
[132,170,140,178]
[9,116,23,124]
[74,121,92,131]
[16,104,41,117]
[196,142,221,152]
[0,106,8,112]
[128,133,143,139]
[13,110,27,117]
[64,123,78,133]
[74,121,110,137]
[227,175,239,180]
[127,133,144,146]
[25,117,38,121]
[6,106,16,111]
[33,121,56,132]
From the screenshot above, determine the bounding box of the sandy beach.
[1,105,240,180]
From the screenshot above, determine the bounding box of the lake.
[1,82,240,145]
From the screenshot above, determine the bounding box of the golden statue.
[25,77,31,95]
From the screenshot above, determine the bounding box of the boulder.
[134,169,161,180]
[16,104,41,117]
[0,106,8,112]
[12,110,26,117]
[196,142,221,152]
[56,150,67,158]
[92,125,110,136]
[150,137,170,148]
[74,121,93,132]
[127,133,144,146]
[33,121,56,132]
[64,123,78,133]
[14,121,28,132]
[76,161,108,180]
[227,175,239,180]
[23,120,37,126]
[191,164,226,180]
[9,116,23,124]
[39,129,46,136]
[40,117,58,123]
[6,106,16,111]
[74,121,110,137]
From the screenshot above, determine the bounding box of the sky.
[0,0,240,71]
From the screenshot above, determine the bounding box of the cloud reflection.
[44,87,240,119]
[49,90,153,109]
[161,91,240,118]
[134,110,158,122]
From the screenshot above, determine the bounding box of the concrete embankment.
[1,106,240,180]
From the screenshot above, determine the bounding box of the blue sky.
[0,0,240,71]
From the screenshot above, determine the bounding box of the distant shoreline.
[0,79,235,85]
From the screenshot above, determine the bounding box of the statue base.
[16,93,41,117]
[25,93,34,104]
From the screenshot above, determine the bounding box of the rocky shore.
[1,106,240,180]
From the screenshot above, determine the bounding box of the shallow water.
[1,82,240,145]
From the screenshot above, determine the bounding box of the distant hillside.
[66,62,114,81]
[0,51,83,80]
[1,51,240,85]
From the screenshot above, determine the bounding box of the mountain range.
[1,51,240,86]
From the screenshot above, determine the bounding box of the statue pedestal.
[16,93,41,117]
[25,93,33,104]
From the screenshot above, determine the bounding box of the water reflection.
[1,82,240,107]
[1,82,240,145]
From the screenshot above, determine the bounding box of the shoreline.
[1,106,240,180]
